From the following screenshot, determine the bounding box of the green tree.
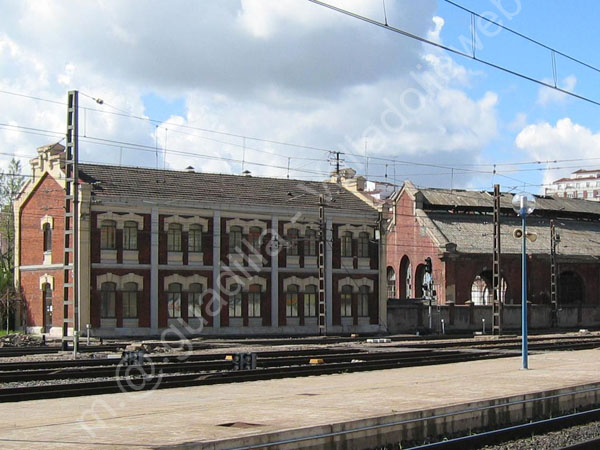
[0,159,25,331]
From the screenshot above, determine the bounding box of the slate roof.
[417,187,600,217]
[425,212,600,257]
[78,163,378,216]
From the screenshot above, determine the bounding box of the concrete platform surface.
[1,349,600,449]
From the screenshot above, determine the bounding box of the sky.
[1,0,600,194]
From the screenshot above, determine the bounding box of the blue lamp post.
[512,193,536,369]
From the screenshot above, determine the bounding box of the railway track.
[0,349,511,403]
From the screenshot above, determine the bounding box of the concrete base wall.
[204,382,600,449]
[387,300,600,333]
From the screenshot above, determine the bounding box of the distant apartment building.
[545,169,600,201]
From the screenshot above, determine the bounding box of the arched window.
[386,267,396,298]
[229,226,243,254]
[229,283,242,317]
[559,271,585,304]
[248,226,262,252]
[123,221,138,250]
[101,220,116,250]
[43,223,52,252]
[341,231,353,257]
[286,284,299,317]
[167,282,182,318]
[188,283,203,318]
[305,229,317,256]
[341,285,353,317]
[167,223,182,252]
[358,232,370,257]
[248,284,261,318]
[287,228,299,256]
[358,285,369,317]
[304,284,317,317]
[122,282,138,318]
[100,281,116,318]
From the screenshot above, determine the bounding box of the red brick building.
[15,144,384,337]
[386,181,600,307]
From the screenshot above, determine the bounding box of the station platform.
[1,349,600,449]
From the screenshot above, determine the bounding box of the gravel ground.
[481,420,600,449]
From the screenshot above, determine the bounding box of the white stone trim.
[40,215,54,230]
[282,222,318,235]
[224,275,267,292]
[39,274,54,290]
[283,276,319,291]
[121,273,144,290]
[164,215,209,232]
[337,276,374,293]
[164,273,208,291]
[96,273,120,290]
[97,212,144,230]
[338,224,374,239]
[225,218,267,234]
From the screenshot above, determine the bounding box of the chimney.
[30,142,65,180]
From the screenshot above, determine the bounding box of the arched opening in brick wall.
[386,267,396,299]
[470,270,507,305]
[399,256,411,300]
[559,271,585,304]
[414,264,426,299]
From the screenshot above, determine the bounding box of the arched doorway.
[399,256,412,299]
[386,266,396,299]
[559,271,584,304]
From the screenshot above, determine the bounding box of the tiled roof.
[426,212,600,257]
[416,187,600,217]
[78,163,378,216]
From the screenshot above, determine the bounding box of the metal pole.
[522,213,528,369]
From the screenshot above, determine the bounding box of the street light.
[512,193,536,369]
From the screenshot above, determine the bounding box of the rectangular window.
[248,227,262,253]
[168,283,182,318]
[100,282,116,318]
[286,285,299,317]
[188,225,203,253]
[341,285,352,317]
[341,231,353,257]
[358,232,369,257]
[43,223,52,252]
[101,220,116,250]
[122,282,138,318]
[304,285,317,317]
[358,286,369,317]
[229,226,243,254]
[188,283,203,318]
[229,284,242,318]
[123,221,138,250]
[168,223,182,252]
[304,229,317,256]
[248,290,261,318]
[287,228,299,256]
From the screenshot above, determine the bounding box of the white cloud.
[537,75,577,106]
[515,117,600,186]
[0,0,500,188]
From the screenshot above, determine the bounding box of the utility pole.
[318,195,327,336]
[550,220,559,328]
[329,151,344,182]
[492,184,502,335]
[64,90,80,354]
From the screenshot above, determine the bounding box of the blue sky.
[1,0,599,194]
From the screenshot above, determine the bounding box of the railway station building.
[15,144,385,337]
[386,181,600,309]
